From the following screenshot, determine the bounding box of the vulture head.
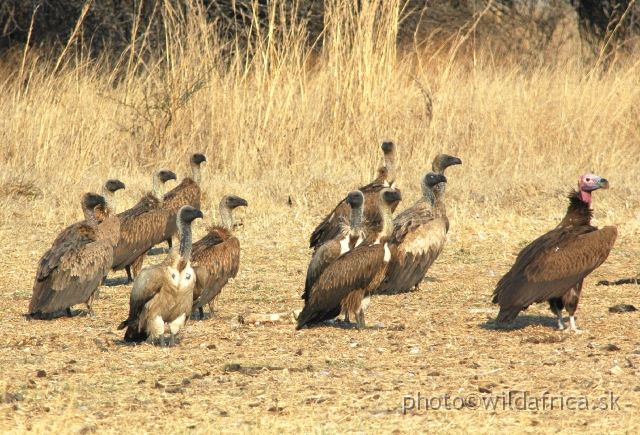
[82,192,106,210]
[179,205,204,224]
[346,190,365,209]
[432,154,462,173]
[381,141,395,153]
[380,188,402,206]
[424,172,447,188]
[158,170,178,183]
[191,153,207,165]
[578,173,609,204]
[223,195,249,210]
[105,179,126,192]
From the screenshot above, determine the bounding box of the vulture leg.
[167,238,172,249]
[66,307,72,317]
[564,281,583,333]
[208,302,214,318]
[125,265,134,284]
[198,307,205,320]
[548,297,565,330]
[555,308,566,331]
[344,312,350,324]
[355,308,365,330]
[159,333,166,347]
[169,332,176,348]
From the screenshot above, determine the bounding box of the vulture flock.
[26,144,619,346]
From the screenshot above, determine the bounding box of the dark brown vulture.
[297,188,402,330]
[28,193,116,318]
[118,206,203,346]
[191,195,248,319]
[431,153,462,231]
[162,153,207,247]
[376,172,448,295]
[492,173,617,332]
[112,169,177,282]
[309,141,400,250]
[52,179,125,247]
[302,190,365,302]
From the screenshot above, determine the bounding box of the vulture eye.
[185,273,191,280]
[171,273,176,279]
[586,178,591,182]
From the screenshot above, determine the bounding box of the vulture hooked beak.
[115,180,126,191]
[598,178,610,190]
[448,156,462,167]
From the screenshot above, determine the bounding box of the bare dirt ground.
[1,188,639,434]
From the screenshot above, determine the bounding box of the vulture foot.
[198,307,205,321]
[355,309,366,330]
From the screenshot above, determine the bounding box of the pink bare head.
[578,173,609,203]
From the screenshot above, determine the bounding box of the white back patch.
[383,243,391,262]
[339,236,350,255]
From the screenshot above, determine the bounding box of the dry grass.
[1,1,640,433]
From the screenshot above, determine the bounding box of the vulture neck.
[102,186,117,215]
[383,151,397,185]
[219,204,234,232]
[177,218,193,264]
[349,203,364,243]
[191,161,202,184]
[432,160,447,194]
[559,190,594,227]
[421,180,436,210]
[82,205,100,232]
[379,203,393,244]
[433,187,446,219]
[152,175,165,206]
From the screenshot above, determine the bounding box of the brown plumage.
[113,169,177,282]
[309,141,400,250]
[191,195,248,319]
[118,206,203,346]
[28,193,115,318]
[302,190,365,302]
[162,153,206,248]
[376,172,448,295]
[492,173,617,331]
[297,188,402,330]
[52,179,125,247]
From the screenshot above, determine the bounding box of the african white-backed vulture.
[297,188,402,330]
[52,179,125,247]
[112,169,177,282]
[118,205,203,346]
[191,195,248,319]
[376,172,448,295]
[302,190,365,302]
[309,141,400,250]
[28,193,116,318]
[162,153,207,248]
[492,173,617,332]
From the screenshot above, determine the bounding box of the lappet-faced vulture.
[191,195,248,320]
[309,141,400,250]
[376,172,448,295]
[118,206,203,346]
[297,188,402,330]
[492,173,617,332]
[28,193,116,318]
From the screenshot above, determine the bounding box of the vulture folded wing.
[113,210,175,270]
[297,246,384,328]
[191,237,240,310]
[164,179,201,214]
[118,267,164,330]
[495,226,617,310]
[303,240,342,301]
[31,240,112,314]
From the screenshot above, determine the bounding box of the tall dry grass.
[0,0,638,238]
